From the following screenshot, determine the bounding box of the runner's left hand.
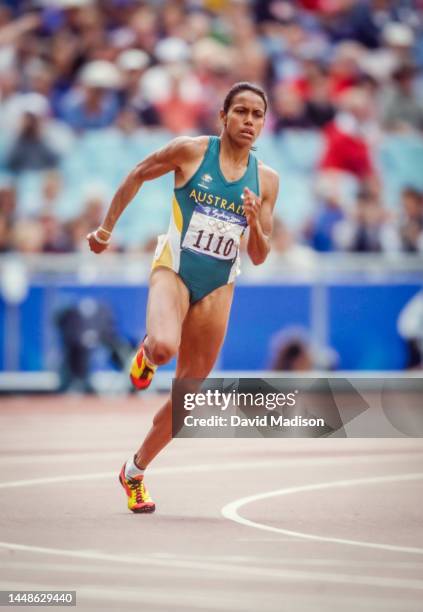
[243,187,262,229]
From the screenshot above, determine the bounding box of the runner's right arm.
[87,137,199,253]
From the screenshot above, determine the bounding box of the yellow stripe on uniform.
[172,196,183,232]
[152,238,173,270]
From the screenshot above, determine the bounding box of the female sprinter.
[87,82,279,513]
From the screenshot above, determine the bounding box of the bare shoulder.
[166,135,209,164]
[258,161,280,199]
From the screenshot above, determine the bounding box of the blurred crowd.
[0,0,423,255]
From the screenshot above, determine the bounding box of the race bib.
[182,205,246,261]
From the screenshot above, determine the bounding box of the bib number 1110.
[192,230,234,257]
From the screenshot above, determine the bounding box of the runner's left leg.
[134,282,234,468]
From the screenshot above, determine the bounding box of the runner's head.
[220,82,267,147]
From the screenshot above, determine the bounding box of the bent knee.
[147,337,178,365]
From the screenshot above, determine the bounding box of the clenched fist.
[86,227,111,254]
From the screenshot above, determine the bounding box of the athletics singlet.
[152,136,260,303]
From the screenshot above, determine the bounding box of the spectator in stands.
[268,325,338,371]
[40,213,72,253]
[381,63,423,132]
[60,61,122,130]
[320,87,378,188]
[160,1,187,39]
[117,49,161,128]
[143,37,204,134]
[0,69,22,136]
[56,298,134,393]
[302,62,336,128]
[398,290,423,369]
[49,30,82,115]
[11,218,45,253]
[274,60,335,132]
[272,338,313,371]
[270,217,316,269]
[308,1,415,51]
[38,171,63,218]
[64,185,119,253]
[129,4,160,55]
[0,179,15,217]
[154,66,205,135]
[0,0,422,255]
[308,1,372,45]
[269,326,314,371]
[396,187,423,253]
[273,82,311,131]
[381,21,416,67]
[82,186,107,232]
[271,216,295,253]
[304,172,346,251]
[328,41,364,97]
[65,216,90,252]
[26,59,56,102]
[228,2,268,84]
[191,38,235,134]
[5,94,59,173]
[0,213,11,252]
[113,107,141,135]
[359,20,417,84]
[333,188,394,252]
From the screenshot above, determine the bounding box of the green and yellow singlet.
[152,136,260,303]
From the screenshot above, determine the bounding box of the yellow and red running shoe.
[119,464,156,513]
[129,342,157,390]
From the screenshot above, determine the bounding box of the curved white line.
[222,472,423,555]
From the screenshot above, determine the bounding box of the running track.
[1,395,422,611]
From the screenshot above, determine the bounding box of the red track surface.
[1,395,423,611]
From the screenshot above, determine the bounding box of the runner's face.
[223,91,266,146]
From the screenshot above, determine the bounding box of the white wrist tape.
[94,230,111,245]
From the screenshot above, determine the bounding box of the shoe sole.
[131,505,156,514]
[118,473,156,514]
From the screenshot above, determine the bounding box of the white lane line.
[0,560,184,578]
[151,553,423,570]
[0,446,214,465]
[0,543,423,591]
[0,451,129,465]
[0,453,420,489]
[3,557,423,573]
[0,460,282,489]
[222,472,423,555]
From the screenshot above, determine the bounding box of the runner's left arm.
[244,167,279,265]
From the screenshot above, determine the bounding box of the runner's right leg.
[133,282,234,470]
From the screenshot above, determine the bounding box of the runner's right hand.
[86,228,110,254]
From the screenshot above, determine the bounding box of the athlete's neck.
[219,132,251,168]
